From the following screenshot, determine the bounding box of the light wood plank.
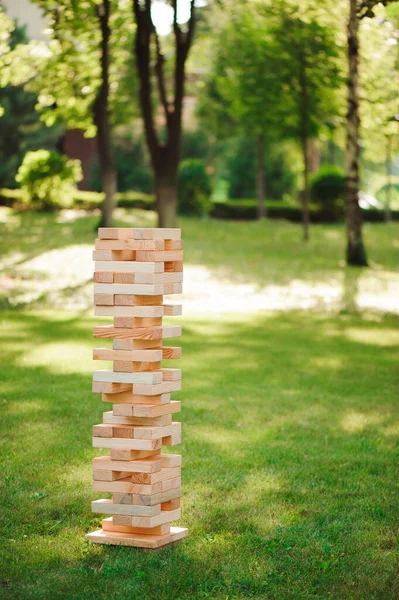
[95,261,163,273]
[112,508,181,528]
[95,239,164,251]
[93,348,163,362]
[93,370,162,384]
[92,436,162,450]
[112,400,180,417]
[91,498,160,517]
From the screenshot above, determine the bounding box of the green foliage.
[180,129,211,162]
[178,159,212,216]
[225,136,297,200]
[0,18,63,188]
[89,136,153,194]
[15,150,82,210]
[310,165,346,220]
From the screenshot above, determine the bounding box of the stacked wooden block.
[87,227,188,549]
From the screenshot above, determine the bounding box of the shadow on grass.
[0,311,398,598]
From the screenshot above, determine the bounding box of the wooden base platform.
[87,526,188,549]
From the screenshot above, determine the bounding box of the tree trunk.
[155,172,178,228]
[345,0,368,266]
[256,132,266,219]
[301,137,310,242]
[94,0,116,228]
[132,0,195,229]
[328,136,335,165]
[307,138,320,175]
[385,135,392,223]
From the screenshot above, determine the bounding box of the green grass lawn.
[0,208,398,599]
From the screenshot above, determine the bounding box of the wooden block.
[102,517,170,536]
[113,272,135,284]
[113,360,162,373]
[94,293,114,306]
[127,466,180,485]
[113,508,181,528]
[94,326,162,340]
[92,382,131,394]
[109,467,180,486]
[93,250,135,261]
[94,283,164,296]
[93,423,113,438]
[159,454,182,468]
[129,487,181,507]
[93,478,162,495]
[93,370,162,384]
[115,295,164,306]
[133,272,183,284]
[164,261,183,273]
[110,448,160,461]
[94,421,178,441]
[94,325,181,340]
[113,400,180,417]
[161,476,181,492]
[114,317,163,328]
[104,411,172,427]
[114,295,151,307]
[95,261,164,273]
[98,228,135,240]
[102,391,170,405]
[95,239,165,251]
[91,498,160,517]
[161,346,182,359]
[164,240,182,250]
[161,368,181,381]
[130,423,179,440]
[92,469,127,482]
[132,380,181,396]
[136,250,183,263]
[131,340,162,349]
[93,348,163,362]
[94,271,113,283]
[133,228,181,240]
[92,437,162,451]
[94,305,165,318]
[86,526,188,549]
[93,455,162,474]
[162,432,182,446]
[163,304,182,316]
[161,498,181,511]
[163,283,183,295]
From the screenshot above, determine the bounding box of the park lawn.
[1,309,398,599]
[0,208,398,598]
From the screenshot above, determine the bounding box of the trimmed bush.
[310,165,345,220]
[15,150,82,210]
[178,159,212,216]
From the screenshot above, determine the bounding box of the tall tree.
[132,0,196,228]
[93,0,116,227]
[345,0,397,265]
[274,9,342,240]
[212,11,284,219]
[15,0,136,226]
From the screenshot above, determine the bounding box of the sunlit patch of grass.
[341,410,384,433]
[344,326,399,346]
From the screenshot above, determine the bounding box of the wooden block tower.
[87,227,188,549]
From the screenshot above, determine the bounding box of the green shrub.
[16,150,82,210]
[310,165,345,220]
[178,159,212,216]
